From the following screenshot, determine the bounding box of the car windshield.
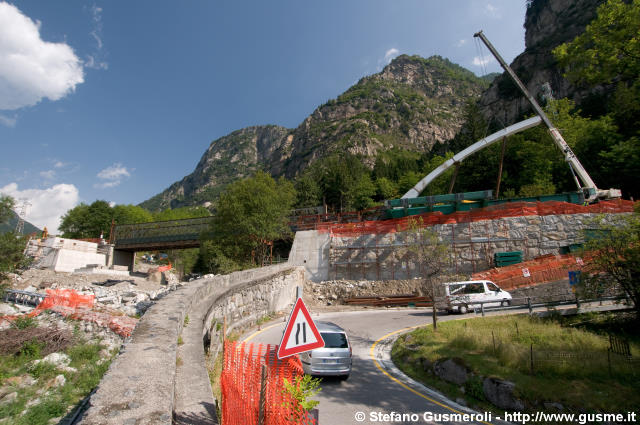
[321,332,348,348]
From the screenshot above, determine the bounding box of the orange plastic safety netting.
[0,288,138,338]
[471,253,593,291]
[221,341,316,425]
[319,199,635,237]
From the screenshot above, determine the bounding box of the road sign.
[277,298,324,359]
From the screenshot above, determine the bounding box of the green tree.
[448,99,489,153]
[402,217,450,331]
[420,153,455,196]
[375,177,399,200]
[397,171,423,196]
[345,174,376,211]
[293,174,322,209]
[306,154,370,212]
[202,171,296,272]
[152,206,210,221]
[0,195,15,224]
[581,213,640,316]
[0,232,31,282]
[0,195,30,285]
[59,201,112,239]
[552,0,640,198]
[112,204,154,225]
[553,0,640,86]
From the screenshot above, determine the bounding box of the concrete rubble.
[2,267,191,331]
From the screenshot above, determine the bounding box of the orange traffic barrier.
[221,341,316,425]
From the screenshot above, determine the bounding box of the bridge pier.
[112,249,135,271]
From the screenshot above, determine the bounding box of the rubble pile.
[6,268,188,318]
[305,279,428,306]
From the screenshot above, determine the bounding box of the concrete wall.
[26,237,108,273]
[288,230,330,282]
[79,264,305,425]
[325,212,624,281]
[53,250,107,273]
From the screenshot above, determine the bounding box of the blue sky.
[0,0,527,233]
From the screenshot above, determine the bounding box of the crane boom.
[473,30,613,201]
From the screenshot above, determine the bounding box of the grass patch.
[392,313,640,413]
[13,316,36,329]
[256,314,274,326]
[0,325,116,425]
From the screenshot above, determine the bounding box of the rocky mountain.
[0,212,41,235]
[478,0,606,126]
[141,125,291,210]
[141,55,489,211]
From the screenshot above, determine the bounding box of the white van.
[441,280,512,314]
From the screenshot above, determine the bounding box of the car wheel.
[458,305,468,314]
[339,374,349,381]
[501,299,511,307]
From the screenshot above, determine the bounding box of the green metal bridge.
[112,216,213,251]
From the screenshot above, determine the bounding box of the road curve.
[243,309,504,425]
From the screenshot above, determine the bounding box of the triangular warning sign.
[277,298,324,359]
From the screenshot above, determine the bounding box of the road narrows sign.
[277,298,324,359]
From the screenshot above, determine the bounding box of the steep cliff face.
[269,55,487,177]
[140,125,291,211]
[479,0,605,126]
[141,55,488,210]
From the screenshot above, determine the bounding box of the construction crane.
[473,30,621,202]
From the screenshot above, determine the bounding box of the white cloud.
[40,170,56,181]
[377,47,401,71]
[0,2,84,111]
[85,4,108,70]
[0,182,79,234]
[455,39,467,48]
[484,3,501,18]
[0,113,16,127]
[95,163,131,188]
[53,161,65,168]
[383,48,399,63]
[472,56,495,67]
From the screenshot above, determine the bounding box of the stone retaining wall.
[328,212,622,280]
[79,264,305,425]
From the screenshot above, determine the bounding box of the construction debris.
[344,295,432,307]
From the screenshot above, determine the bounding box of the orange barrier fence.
[471,253,592,291]
[221,341,316,425]
[148,262,172,273]
[318,199,635,237]
[0,289,138,338]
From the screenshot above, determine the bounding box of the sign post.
[277,298,324,359]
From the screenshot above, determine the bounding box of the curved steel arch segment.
[402,116,542,199]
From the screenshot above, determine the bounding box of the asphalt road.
[243,308,501,425]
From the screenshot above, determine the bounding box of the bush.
[14,316,36,329]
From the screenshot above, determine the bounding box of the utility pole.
[15,199,31,235]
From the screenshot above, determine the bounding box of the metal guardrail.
[468,295,630,317]
[3,289,46,306]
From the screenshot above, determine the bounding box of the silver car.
[299,321,352,380]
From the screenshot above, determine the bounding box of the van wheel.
[501,299,511,307]
[459,305,468,314]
